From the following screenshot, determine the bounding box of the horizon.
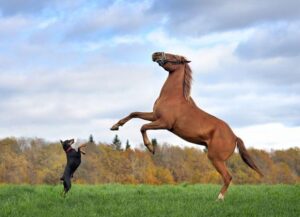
[1,135,299,152]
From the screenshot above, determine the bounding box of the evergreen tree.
[89,134,95,144]
[112,135,122,151]
[151,138,158,147]
[125,140,131,150]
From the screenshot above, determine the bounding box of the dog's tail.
[236,137,263,177]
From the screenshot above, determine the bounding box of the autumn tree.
[0,137,299,185]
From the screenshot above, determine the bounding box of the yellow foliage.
[0,138,299,185]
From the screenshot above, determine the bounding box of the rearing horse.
[111,52,263,200]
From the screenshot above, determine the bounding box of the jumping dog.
[60,139,86,196]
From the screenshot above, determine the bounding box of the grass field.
[0,184,299,217]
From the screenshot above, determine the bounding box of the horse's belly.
[170,127,208,146]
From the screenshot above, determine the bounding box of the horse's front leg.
[111,112,155,131]
[140,119,168,154]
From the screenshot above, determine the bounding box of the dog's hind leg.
[63,176,71,194]
[61,167,72,195]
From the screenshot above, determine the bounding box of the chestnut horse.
[111,52,263,200]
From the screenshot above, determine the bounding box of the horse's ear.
[60,140,63,144]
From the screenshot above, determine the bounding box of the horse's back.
[170,100,236,148]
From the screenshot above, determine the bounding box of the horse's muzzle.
[152,52,166,66]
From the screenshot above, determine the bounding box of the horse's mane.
[183,58,192,101]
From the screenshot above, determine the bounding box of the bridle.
[156,52,191,66]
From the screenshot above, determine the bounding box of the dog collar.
[65,146,73,153]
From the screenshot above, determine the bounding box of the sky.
[0,0,300,150]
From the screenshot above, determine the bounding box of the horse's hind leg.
[209,159,232,201]
[111,112,155,130]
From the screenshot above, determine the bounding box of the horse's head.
[60,139,74,152]
[152,52,191,71]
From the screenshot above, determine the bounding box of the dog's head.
[60,139,74,152]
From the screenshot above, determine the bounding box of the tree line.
[0,136,299,185]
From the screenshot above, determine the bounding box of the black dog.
[60,139,86,195]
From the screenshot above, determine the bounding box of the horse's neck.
[159,68,185,99]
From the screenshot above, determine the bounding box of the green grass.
[0,184,299,217]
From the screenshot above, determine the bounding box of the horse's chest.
[153,98,178,119]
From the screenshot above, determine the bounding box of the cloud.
[150,0,300,35]
[235,123,300,149]
[188,42,300,127]
[198,86,300,127]
[0,15,33,42]
[0,0,50,16]
[0,53,161,131]
[64,0,160,41]
[235,23,300,59]
[0,1,299,149]
[0,0,90,16]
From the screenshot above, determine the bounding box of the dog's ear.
[60,140,63,144]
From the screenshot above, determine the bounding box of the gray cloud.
[0,0,51,16]
[191,53,300,127]
[194,83,300,127]
[235,24,300,59]
[150,0,300,35]
[222,56,300,86]
[64,1,160,41]
[0,0,93,16]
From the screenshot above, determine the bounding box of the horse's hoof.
[216,193,224,202]
[110,125,119,131]
[215,198,224,202]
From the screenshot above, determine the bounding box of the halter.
[156,52,191,66]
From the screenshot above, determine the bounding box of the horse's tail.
[236,137,263,177]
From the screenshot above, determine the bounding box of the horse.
[111,52,263,200]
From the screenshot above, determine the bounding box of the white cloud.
[235,123,300,150]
